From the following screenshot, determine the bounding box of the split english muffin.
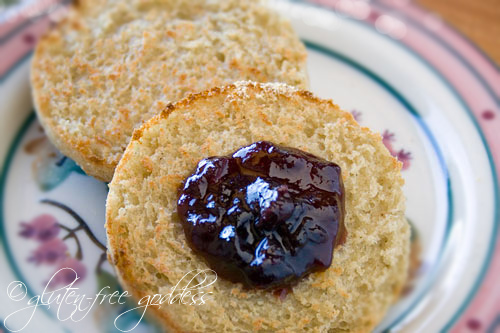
[31,0,308,182]
[105,81,410,332]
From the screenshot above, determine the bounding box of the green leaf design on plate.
[35,155,86,192]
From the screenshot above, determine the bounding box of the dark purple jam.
[177,141,345,289]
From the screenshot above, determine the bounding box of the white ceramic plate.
[1,1,498,332]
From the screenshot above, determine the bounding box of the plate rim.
[0,0,498,331]
[288,1,500,328]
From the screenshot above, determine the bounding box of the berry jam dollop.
[177,141,345,289]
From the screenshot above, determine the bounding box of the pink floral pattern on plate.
[1,0,498,331]
[351,110,412,170]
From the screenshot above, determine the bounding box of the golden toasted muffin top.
[106,82,409,333]
[31,0,308,181]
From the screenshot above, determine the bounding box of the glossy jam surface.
[177,141,345,289]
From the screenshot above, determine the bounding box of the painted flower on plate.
[48,258,87,287]
[28,238,68,265]
[19,214,60,241]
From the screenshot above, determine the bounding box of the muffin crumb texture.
[106,82,410,333]
[31,0,308,181]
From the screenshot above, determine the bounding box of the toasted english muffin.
[31,0,308,181]
[105,82,410,332]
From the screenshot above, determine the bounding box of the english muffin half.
[106,82,410,332]
[31,0,308,181]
